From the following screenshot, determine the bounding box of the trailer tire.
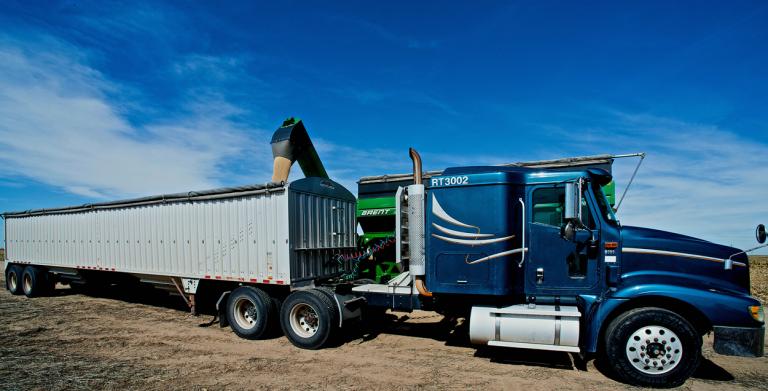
[226,286,275,340]
[21,266,50,298]
[6,264,24,295]
[604,307,701,388]
[281,289,338,350]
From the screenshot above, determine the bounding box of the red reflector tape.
[250,278,258,282]
[262,279,271,284]
[276,280,285,285]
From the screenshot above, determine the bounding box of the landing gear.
[604,307,701,388]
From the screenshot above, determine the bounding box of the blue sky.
[1,1,767,252]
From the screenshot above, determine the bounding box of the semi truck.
[3,119,765,387]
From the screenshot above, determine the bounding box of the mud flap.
[216,291,231,328]
[713,325,765,357]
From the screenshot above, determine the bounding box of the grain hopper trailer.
[3,119,765,387]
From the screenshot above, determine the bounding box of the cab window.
[532,187,593,229]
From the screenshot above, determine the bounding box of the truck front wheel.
[226,286,275,339]
[604,307,701,388]
[280,289,338,350]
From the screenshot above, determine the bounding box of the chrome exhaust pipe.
[408,147,431,297]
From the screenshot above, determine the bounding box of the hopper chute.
[270,117,329,182]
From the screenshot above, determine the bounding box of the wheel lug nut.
[654,338,658,342]
[645,359,650,363]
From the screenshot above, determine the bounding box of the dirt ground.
[1,259,767,390]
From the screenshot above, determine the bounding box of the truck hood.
[619,226,750,295]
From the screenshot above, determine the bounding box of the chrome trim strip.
[466,247,528,265]
[432,195,477,229]
[432,234,515,246]
[622,247,746,267]
[432,223,493,238]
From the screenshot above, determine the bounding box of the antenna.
[615,153,646,212]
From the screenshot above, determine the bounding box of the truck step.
[488,341,580,353]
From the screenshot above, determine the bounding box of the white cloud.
[571,112,768,252]
[0,35,266,199]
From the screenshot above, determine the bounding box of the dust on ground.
[0,258,767,391]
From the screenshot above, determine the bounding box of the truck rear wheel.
[280,289,338,350]
[604,307,701,388]
[6,264,24,295]
[226,286,275,339]
[21,266,51,298]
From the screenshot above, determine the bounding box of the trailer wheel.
[604,307,701,388]
[5,264,24,295]
[21,266,50,298]
[226,286,274,340]
[281,289,338,350]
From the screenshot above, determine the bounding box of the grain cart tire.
[21,266,49,298]
[5,264,24,295]
[604,307,701,388]
[281,289,338,350]
[226,286,275,340]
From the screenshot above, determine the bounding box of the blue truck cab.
[415,163,764,387]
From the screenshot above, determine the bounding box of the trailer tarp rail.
[2,182,286,218]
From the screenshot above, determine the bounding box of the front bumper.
[713,325,765,357]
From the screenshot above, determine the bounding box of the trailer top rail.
[2,182,287,218]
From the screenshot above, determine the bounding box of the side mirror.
[561,220,577,242]
[757,224,767,244]
[564,182,581,222]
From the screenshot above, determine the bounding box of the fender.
[581,283,761,353]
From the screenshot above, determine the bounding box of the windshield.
[592,183,618,225]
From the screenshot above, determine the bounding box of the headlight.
[749,305,764,323]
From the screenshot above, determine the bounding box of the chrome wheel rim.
[289,303,319,338]
[23,273,32,294]
[626,325,683,375]
[8,271,17,291]
[233,297,258,330]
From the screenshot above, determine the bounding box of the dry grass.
[750,255,768,304]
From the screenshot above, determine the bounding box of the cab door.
[524,185,602,297]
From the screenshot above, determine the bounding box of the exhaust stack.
[408,148,431,297]
[270,118,329,183]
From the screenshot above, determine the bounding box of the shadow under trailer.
[3,119,765,387]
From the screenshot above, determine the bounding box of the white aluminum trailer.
[3,177,362,348]
[4,177,356,285]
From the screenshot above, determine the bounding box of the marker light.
[749,306,764,323]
